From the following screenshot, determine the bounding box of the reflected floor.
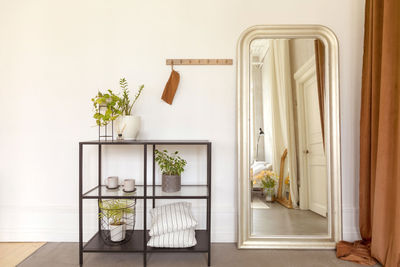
[251,194,328,236]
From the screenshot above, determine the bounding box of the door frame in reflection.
[294,56,328,217]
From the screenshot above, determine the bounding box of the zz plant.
[155,149,187,176]
[118,78,144,116]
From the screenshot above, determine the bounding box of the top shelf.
[80,140,211,145]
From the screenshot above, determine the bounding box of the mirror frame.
[237,25,342,249]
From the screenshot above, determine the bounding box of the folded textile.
[149,202,197,236]
[161,70,180,105]
[147,228,197,248]
[336,240,377,266]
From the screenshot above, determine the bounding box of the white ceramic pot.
[118,115,141,140]
[110,223,126,242]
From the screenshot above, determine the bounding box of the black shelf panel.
[83,230,209,253]
[148,185,208,199]
[83,230,144,253]
[146,230,209,253]
[80,140,210,145]
[83,185,209,199]
[83,185,145,199]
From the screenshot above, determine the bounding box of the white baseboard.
[0,204,358,243]
[0,204,236,242]
[342,206,361,241]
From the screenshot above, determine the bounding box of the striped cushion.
[147,228,197,248]
[149,202,197,236]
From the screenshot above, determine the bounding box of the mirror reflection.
[249,38,328,236]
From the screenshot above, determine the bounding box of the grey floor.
[251,194,328,236]
[18,242,378,267]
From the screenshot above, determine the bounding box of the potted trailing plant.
[99,199,134,242]
[155,149,187,192]
[91,90,121,127]
[117,78,144,140]
[256,170,278,202]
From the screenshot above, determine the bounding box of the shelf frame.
[79,140,212,267]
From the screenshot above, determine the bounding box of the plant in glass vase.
[256,170,278,202]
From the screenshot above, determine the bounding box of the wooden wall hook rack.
[166,59,233,65]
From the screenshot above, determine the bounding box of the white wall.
[0,0,364,242]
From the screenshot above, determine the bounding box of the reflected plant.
[254,170,278,189]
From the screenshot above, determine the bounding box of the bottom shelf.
[83,230,144,253]
[83,230,209,253]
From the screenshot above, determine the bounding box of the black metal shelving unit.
[79,140,212,267]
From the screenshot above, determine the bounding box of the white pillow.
[149,202,197,236]
[147,228,196,248]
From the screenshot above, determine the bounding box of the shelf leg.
[207,143,212,267]
[98,144,102,231]
[79,143,83,266]
[152,144,155,209]
[144,145,147,267]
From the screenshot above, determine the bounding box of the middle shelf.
[83,185,209,199]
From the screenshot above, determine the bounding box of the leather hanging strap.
[161,70,180,105]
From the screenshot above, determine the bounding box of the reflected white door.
[303,76,327,217]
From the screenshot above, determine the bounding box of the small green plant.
[261,177,276,189]
[118,78,144,116]
[155,149,187,176]
[99,199,134,226]
[91,90,121,126]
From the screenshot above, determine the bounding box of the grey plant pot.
[162,174,181,193]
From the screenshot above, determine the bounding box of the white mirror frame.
[237,25,342,249]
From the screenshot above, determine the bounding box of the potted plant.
[117,78,144,140]
[257,170,278,202]
[155,149,187,192]
[99,199,134,242]
[91,90,121,127]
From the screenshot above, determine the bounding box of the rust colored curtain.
[314,40,325,145]
[338,0,400,266]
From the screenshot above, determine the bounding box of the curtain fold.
[314,40,325,147]
[266,40,299,208]
[266,42,285,178]
[360,0,400,266]
[251,63,265,162]
[338,0,400,266]
[261,53,273,164]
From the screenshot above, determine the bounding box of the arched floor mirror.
[237,25,341,249]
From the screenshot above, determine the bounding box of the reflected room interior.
[249,38,328,236]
